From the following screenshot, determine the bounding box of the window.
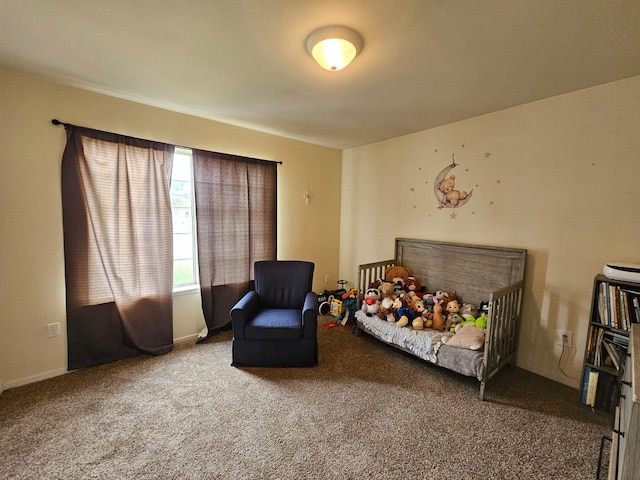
[170,148,198,288]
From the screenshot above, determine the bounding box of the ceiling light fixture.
[305,25,363,71]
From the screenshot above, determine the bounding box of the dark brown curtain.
[192,150,277,339]
[61,126,175,369]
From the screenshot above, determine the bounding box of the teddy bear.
[442,323,485,350]
[377,280,395,301]
[384,265,412,284]
[444,298,464,332]
[437,174,468,207]
[361,287,380,317]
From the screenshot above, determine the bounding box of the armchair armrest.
[231,291,261,339]
[302,291,318,338]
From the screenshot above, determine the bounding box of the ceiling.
[1,0,640,150]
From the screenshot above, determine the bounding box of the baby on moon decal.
[434,154,473,209]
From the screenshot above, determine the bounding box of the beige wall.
[340,75,640,388]
[0,69,341,390]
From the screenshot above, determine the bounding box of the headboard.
[394,238,527,306]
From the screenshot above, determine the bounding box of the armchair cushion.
[254,260,315,309]
[245,309,303,340]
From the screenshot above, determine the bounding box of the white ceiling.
[1,0,639,149]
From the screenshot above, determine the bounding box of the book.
[581,366,591,404]
[586,370,599,407]
[609,284,619,329]
[594,372,617,413]
[602,339,621,370]
[598,283,607,325]
[594,328,605,366]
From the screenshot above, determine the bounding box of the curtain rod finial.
[52,119,62,126]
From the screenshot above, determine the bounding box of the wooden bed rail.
[357,259,395,308]
[481,280,524,400]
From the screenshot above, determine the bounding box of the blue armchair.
[230,260,318,367]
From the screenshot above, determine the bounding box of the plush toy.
[431,301,445,331]
[391,276,406,297]
[436,175,468,207]
[404,291,419,309]
[444,299,464,332]
[377,280,395,300]
[396,297,416,328]
[442,323,485,350]
[361,288,381,317]
[410,299,427,330]
[384,265,412,284]
[475,312,488,329]
[405,276,422,297]
[422,310,434,329]
[461,303,478,321]
[424,290,449,312]
[378,296,397,322]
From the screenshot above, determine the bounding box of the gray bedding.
[355,310,485,381]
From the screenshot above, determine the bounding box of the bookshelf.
[579,275,640,416]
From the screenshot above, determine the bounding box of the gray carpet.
[1,318,610,479]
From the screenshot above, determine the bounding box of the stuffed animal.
[391,276,406,297]
[384,265,412,284]
[411,298,427,330]
[422,310,434,329]
[431,301,445,331]
[361,288,380,317]
[475,312,488,329]
[396,297,416,328]
[377,280,395,300]
[461,303,478,321]
[424,290,449,312]
[404,291,419,309]
[378,296,397,322]
[405,276,422,297]
[444,298,464,332]
[442,323,485,350]
[437,175,468,207]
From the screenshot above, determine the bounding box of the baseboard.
[2,367,69,391]
[517,361,580,389]
[174,333,199,344]
[3,335,200,392]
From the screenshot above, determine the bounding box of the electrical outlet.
[555,329,573,348]
[47,322,61,338]
[325,274,330,284]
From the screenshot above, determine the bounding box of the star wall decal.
[450,211,457,219]
[484,152,491,158]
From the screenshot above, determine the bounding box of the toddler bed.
[354,238,526,400]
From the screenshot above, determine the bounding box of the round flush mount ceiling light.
[305,25,363,71]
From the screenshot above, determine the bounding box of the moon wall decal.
[434,156,473,209]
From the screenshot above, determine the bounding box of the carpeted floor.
[1,318,610,479]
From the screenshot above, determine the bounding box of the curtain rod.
[51,119,283,165]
